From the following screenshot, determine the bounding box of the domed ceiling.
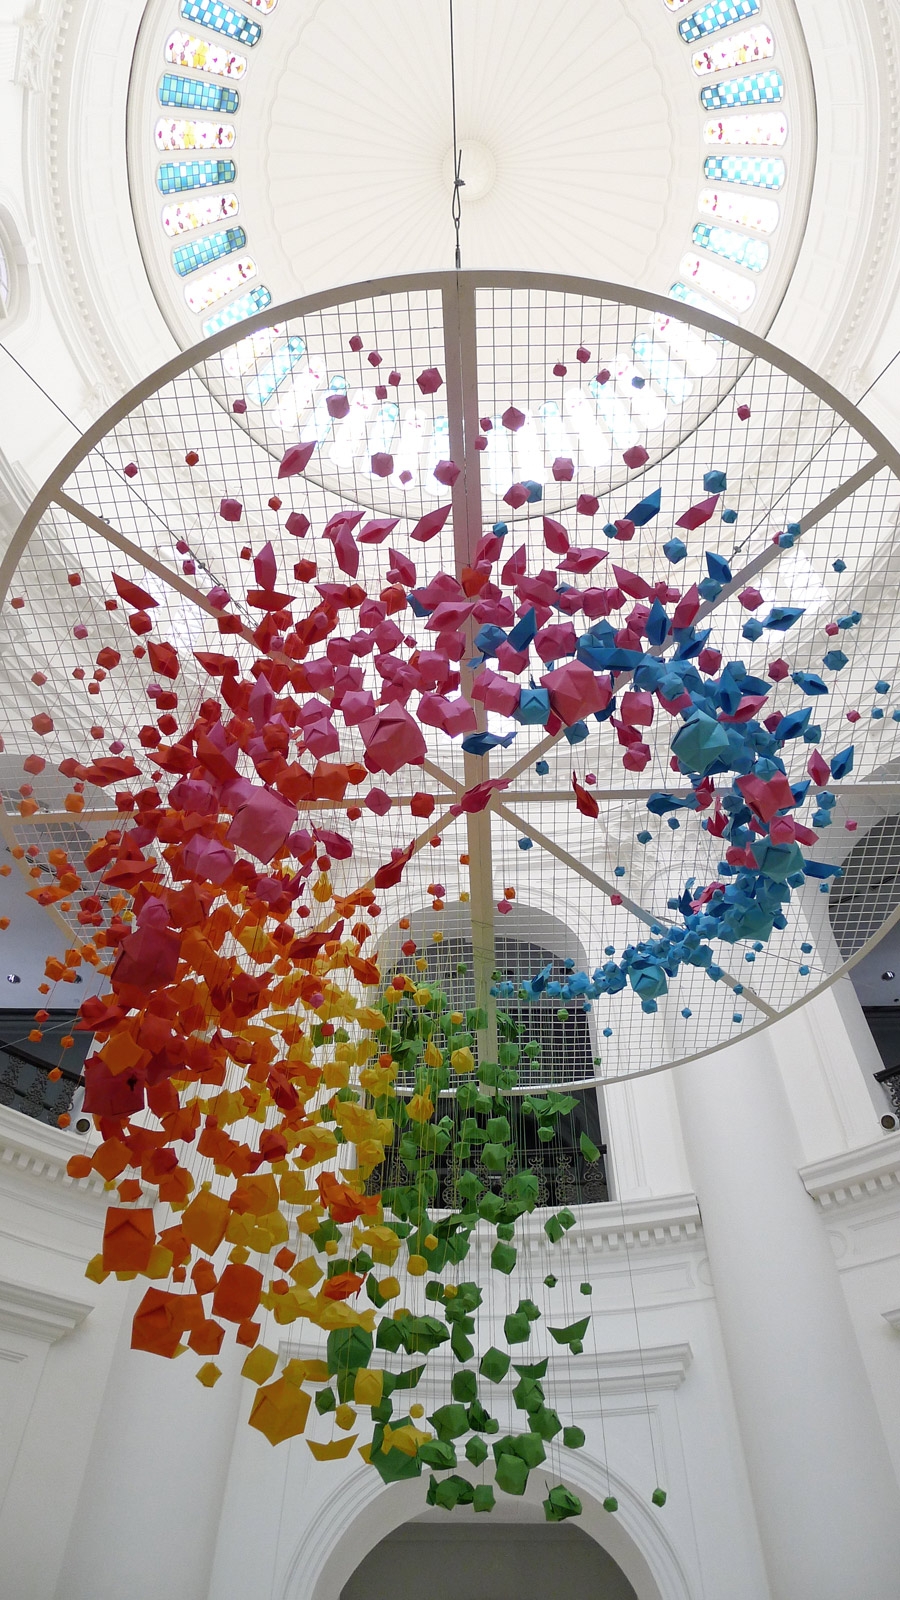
[129,0,814,349]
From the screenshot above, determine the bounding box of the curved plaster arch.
[287,1456,695,1600]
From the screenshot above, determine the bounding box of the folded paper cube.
[541,661,610,725]
[103,1208,156,1272]
[248,1378,311,1445]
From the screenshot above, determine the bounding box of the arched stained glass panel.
[161,192,239,236]
[697,188,779,232]
[678,1,760,45]
[704,112,788,146]
[172,225,247,276]
[158,73,239,113]
[202,284,272,336]
[243,0,278,10]
[704,153,785,188]
[669,280,737,320]
[245,336,307,407]
[692,222,769,270]
[164,30,247,78]
[184,254,257,312]
[156,158,236,194]
[691,24,774,75]
[179,1,261,46]
[680,252,756,311]
[700,70,782,109]
[155,117,235,151]
[662,0,693,9]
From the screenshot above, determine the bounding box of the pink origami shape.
[411,505,452,543]
[737,771,795,822]
[373,619,403,652]
[326,393,350,419]
[676,495,719,531]
[207,586,231,609]
[359,703,427,775]
[621,690,654,726]
[367,350,382,367]
[387,547,416,585]
[501,545,527,583]
[541,660,611,724]
[433,460,460,487]
[768,658,790,682]
[576,494,599,516]
[124,462,138,478]
[502,406,526,431]
[278,441,316,477]
[349,335,363,352]
[613,566,654,601]
[227,788,296,864]
[254,542,277,591]
[358,517,400,545]
[698,647,722,676]
[552,362,567,377]
[286,511,310,537]
[503,483,529,508]
[576,346,591,363]
[769,816,796,845]
[552,457,575,481]
[543,516,570,555]
[426,600,477,632]
[672,585,701,630]
[847,709,860,722]
[182,833,235,886]
[416,571,462,607]
[219,498,242,522]
[365,788,393,816]
[807,750,831,785]
[304,719,341,758]
[370,453,394,478]
[622,743,651,771]
[613,519,635,541]
[558,548,605,574]
[416,367,443,395]
[473,532,503,566]
[737,404,751,421]
[452,777,510,814]
[738,587,763,611]
[623,445,649,469]
[495,641,529,673]
[535,622,577,663]
[331,523,359,579]
[471,669,521,718]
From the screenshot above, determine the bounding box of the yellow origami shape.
[248,1378,310,1446]
[308,1435,358,1461]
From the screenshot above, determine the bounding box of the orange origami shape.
[102,1207,156,1272]
[181,1189,231,1255]
[212,1262,263,1323]
[248,1378,311,1445]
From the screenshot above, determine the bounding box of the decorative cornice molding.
[0,1275,92,1342]
[801,1130,900,1211]
[0,1103,105,1201]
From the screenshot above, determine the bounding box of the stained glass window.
[691,24,774,75]
[704,153,785,188]
[246,336,307,407]
[179,2,261,47]
[692,222,769,270]
[244,0,278,9]
[159,73,239,113]
[184,254,257,312]
[662,0,693,10]
[155,118,235,151]
[679,253,756,312]
[678,1,760,45]
[698,187,779,232]
[652,313,722,376]
[164,30,247,78]
[172,225,247,276]
[631,338,693,406]
[669,281,737,321]
[704,112,788,147]
[203,285,272,337]
[161,192,239,236]
[156,158,236,194]
[700,70,782,109]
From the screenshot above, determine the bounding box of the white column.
[57,1280,243,1600]
[676,1032,900,1600]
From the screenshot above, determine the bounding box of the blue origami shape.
[704,470,727,494]
[508,607,538,652]
[812,809,832,828]
[518,837,533,850]
[521,479,542,503]
[823,650,849,672]
[875,679,891,694]
[830,746,854,780]
[602,523,618,539]
[637,830,652,844]
[698,578,723,601]
[674,628,712,661]
[646,598,669,646]
[564,720,589,745]
[803,860,844,879]
[721,508,738,524]
[833,558,846,572]
[492,522,508,536]
[516,687,551,725]
[762,606,804,631]
[407,593,432,618]
[803,724,822,744]
[791,671,829,695]
[663,537,688,564]
[836,612,862,630]
[634,659,666,691]
[475,623,507,656]
[461,730,517,755]
[631,375,646,389]
[671,711,732,775]
[786,523,801,537]
[646,793,685,816]
[592,647,645,670]
[742,619,764,641]
[628,963,669,1001]
[775,531,796,548]
[706,551,733,584]
[626,487,661,526]
[753,840,805,882]
[777,707,811,741]
[535,759,550,776]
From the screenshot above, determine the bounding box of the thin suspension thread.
[449,0,463,270]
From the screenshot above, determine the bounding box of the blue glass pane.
[631,339,692,406]
[692,223,769,270]
[700,71,782,110]
[156,159,236,194]
[679,1,760,44]
[247,336,307,406]
[203,286,272,336]
[159,73,239,113]
[172,225,247,276]
[179,2,261,46]
[703,154,785,189]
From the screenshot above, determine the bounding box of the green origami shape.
[486,1115,511,1143]
[482,1143,511,1174]
[557,1208,576,1230]
[495,1451,529,1496]
[451,1323,474,1363]
[548,1317,590,1349]
[504,1311,532,1344]
[513,1359,549,1378]
[429,1403,469,1441]
[384,1364,425,1394]
[474,1484,496,1513]
[466,1436,489,1466]
[580,1132,601,1163]
[451,1369,478,1404]
[491,1241,518,1275]
[418,1440,457,1471]
[427,1473,475,1510]
[544,1485,583,1522]
[519,1298,541,1321]
[563,1425,586,1449]
[603,1496,619,1514]
[513,1376,544,1413]
[480,1346,511,1384]
[529,1405,562,1442]
[493,1431,545,1469]
[652,1488,668,1507]
[314,1387,336,1415]
[467,1399,492,1432]
[580,1283,593,1296]
[477,1192,505,1223]
[369,1418,422,1484]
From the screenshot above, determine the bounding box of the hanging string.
[449,0,463,270]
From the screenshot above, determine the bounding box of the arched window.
[703,152,785,188]
[700,69,782,108]
[156,158,236,194]
[678,1,761,46]
[154,117,235,151]
[161,192,239,236]
[692,222,770,269]
[669,281,737,319]
[698,188,780,231]
[202,284,272,336]
[184,254,257,312]
[158,73,239,112]
[164,30,248,78]
[690,23,775,75]
[703,111,788,146]
[178,1,262,47]
[172,224,247,276]
[679,253,756,311]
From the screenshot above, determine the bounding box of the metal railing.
[875,1064,900,1121]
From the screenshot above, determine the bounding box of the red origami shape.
[416,368,443,395]
[621,690,654,726]
[286,511,310,537]
[358,517,400,544]
[552,457,574,482]
[542,661,610,724]
[370,453,394,478]
[227,787,296,864]
[738,587,763,611]
[411,505,452,543]
[676,495,719,530]
[572,773,599,818]
[807,750,831,785]
[219,498,242,522]
[623,445,649,469]
[502,406,525,431]
[433,460,460,486]
[113,572,159,610]
[359,703,427,775]
[278,441,316,477]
